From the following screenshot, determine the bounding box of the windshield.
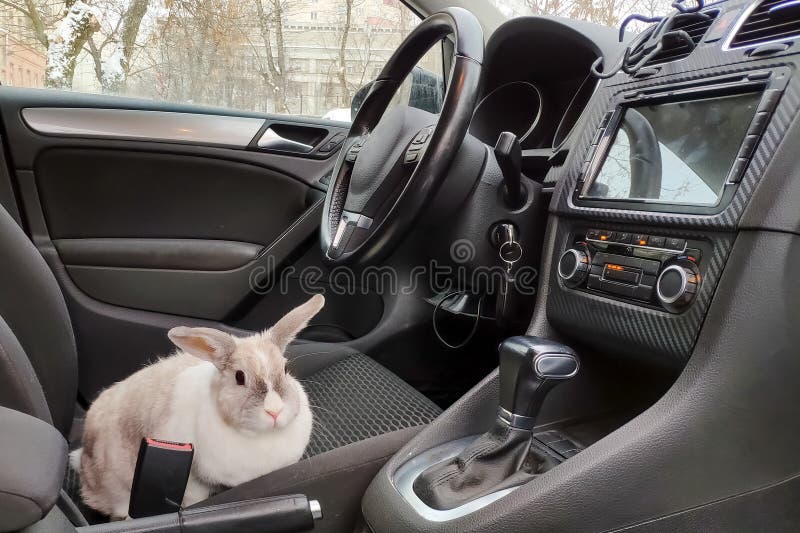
[489,0,675,27]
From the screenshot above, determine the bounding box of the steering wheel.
[320,8,483,266]
[623,109,662,199]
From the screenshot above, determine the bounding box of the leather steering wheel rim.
[320,7,483,267]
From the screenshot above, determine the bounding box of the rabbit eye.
[235,370,246,386]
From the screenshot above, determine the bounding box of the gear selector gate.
[394,336,581,516]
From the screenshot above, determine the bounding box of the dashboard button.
[586,229,600,240]
[727,157,750,183]
[739,134,760,159]
[632,284,654,301]
[748,70,771,81]
[632,234,649,246]
[597,230,612,242]
[665,238,686,251]
[603,265,640,285]
[648,235,666,248]
[749,112,770,135]
[600,111,614,128]
[616,232,632,244]
[757,90,782,114]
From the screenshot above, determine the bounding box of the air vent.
[729,0,800,49]
[631,11,718,66]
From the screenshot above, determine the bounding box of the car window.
[491,0,674,28]
[0,0,444,120]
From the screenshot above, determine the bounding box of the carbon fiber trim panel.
[546,218,734,363]
[546,0,800,231]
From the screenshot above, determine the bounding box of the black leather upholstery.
[413,420,535,510]
[0,206,77,436]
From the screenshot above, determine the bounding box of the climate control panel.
[558,228,706,313]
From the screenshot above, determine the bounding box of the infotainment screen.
[582,92,762,206]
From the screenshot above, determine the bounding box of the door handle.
[257,127,314,153]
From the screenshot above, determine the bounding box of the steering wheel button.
[413,131,429,144]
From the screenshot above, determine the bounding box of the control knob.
[557,247,590,288]
[656,260,700,311]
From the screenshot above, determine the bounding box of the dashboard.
[478,0,800,366]
[469,17,617,151]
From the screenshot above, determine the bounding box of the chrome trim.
[722,0,800,51]
[557,248,582,280]
[21,108,264,148]
[533,353,580,379]
[497,407,537,430]
[656,264,688,304]
[392,436,519,521]
[309,500,323,521]
[331,220,349,249]
[257,127,313,153]
[770,0,800,13]
[330,210,373,250]
[586,237,686,255]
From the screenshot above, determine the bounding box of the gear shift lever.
[498,336,580,430]
[413,336,579,510]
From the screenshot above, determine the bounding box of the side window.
[0,0,444,120]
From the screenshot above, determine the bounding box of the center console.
[362,1,800,531]
[558,228,707,313]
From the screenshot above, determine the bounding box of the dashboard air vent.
[729,0,800,49]
[632,10,718,66]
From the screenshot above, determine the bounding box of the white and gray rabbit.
[72,294,324,519]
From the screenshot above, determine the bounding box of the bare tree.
[0,0,154,90]
[337,0,352,102]
[87,0,151,92]
[253,0,292,113]
[525,0,670,27]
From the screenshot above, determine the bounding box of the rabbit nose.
[265,408,283,421]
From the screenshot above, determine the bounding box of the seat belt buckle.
[128,438,193,518]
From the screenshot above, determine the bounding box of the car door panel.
[0,89,384,401]
[35,149,310,245]
[53,238,264,271]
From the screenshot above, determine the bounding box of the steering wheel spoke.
[326,210,375,260]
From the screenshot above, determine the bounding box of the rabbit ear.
[268,294,325,352]
[168,327,236,368]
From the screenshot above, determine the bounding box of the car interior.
[2,0,800,531]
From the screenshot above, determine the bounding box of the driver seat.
[0,203,441,526]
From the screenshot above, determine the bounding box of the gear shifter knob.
[498,336,579,430]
